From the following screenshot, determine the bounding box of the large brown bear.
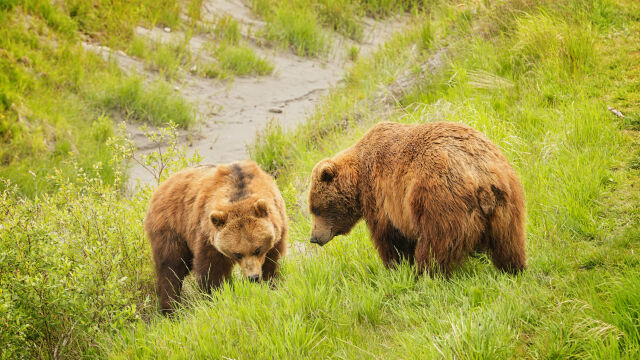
[308,121,526,274]
[145,160,287,314]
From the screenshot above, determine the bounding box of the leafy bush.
[0,124,200,359]
[0,168,153,359]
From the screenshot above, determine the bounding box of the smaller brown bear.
[145,160,287,314]
[308,121,526,274]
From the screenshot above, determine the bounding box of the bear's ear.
[253,199,269,218]
[209,210,227,227]
[319,161,336,183]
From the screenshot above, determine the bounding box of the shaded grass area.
[102,0,640,358]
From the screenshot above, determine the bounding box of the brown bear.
[145,160,287,314]
[308,121,526,274]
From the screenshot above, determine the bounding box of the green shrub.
[0,168,154,359]
[0,124,201,359]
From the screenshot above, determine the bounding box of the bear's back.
[145,161,285,248]
[357,122,510,178]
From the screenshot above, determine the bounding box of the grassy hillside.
[0,0,199,196]
[2,0,640,359]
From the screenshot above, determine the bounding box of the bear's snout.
[240,256,263,281]
[310,230,334,246]
[310,235,321,245]
[310,216,334,246]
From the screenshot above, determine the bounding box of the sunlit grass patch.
[94,76,196,127]
[315,0,364,40]
[510,12,596,75]
[250,0,418,56]
[265,3,328,56]
[199,43,274,79]
[186,0,204,21]
[214,15,241,44]
[65,0,182,46]
[127,36,192,79]
[215,44,274,76]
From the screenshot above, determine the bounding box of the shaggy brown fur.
[145,160,287,314]
[308,121,526,274]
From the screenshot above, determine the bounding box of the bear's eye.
[253,247,261,256]
[233,253,243,259]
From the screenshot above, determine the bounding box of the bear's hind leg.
[367,216,415,268]
[153,238,192,315]
[488,205,526,273]
[193,243,234,293]
[413,236,453,274]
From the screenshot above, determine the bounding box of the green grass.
[127,36,192,79]
[263,2,329,56]
[314,0,364,41]
[63,0,183,47]
[214,15,242,44]
[0,2,121,196]
[125,15,273,80]
[186,0,204,21]
[106,7,262,81]
[201,16,274,78]
[94,76,196,127]
[103,0,640,358]
[250,0,416,56]
[347,44,360,61]
[214,44,274,76]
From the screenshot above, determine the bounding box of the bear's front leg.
[261,238,286,282]
[193,243,234,293]
[152,239,193,315]
[367,215,415,268]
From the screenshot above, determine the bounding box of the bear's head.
[308,158,362,246]
[209,199,276,281]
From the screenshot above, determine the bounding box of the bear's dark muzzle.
[310,235,324,246]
